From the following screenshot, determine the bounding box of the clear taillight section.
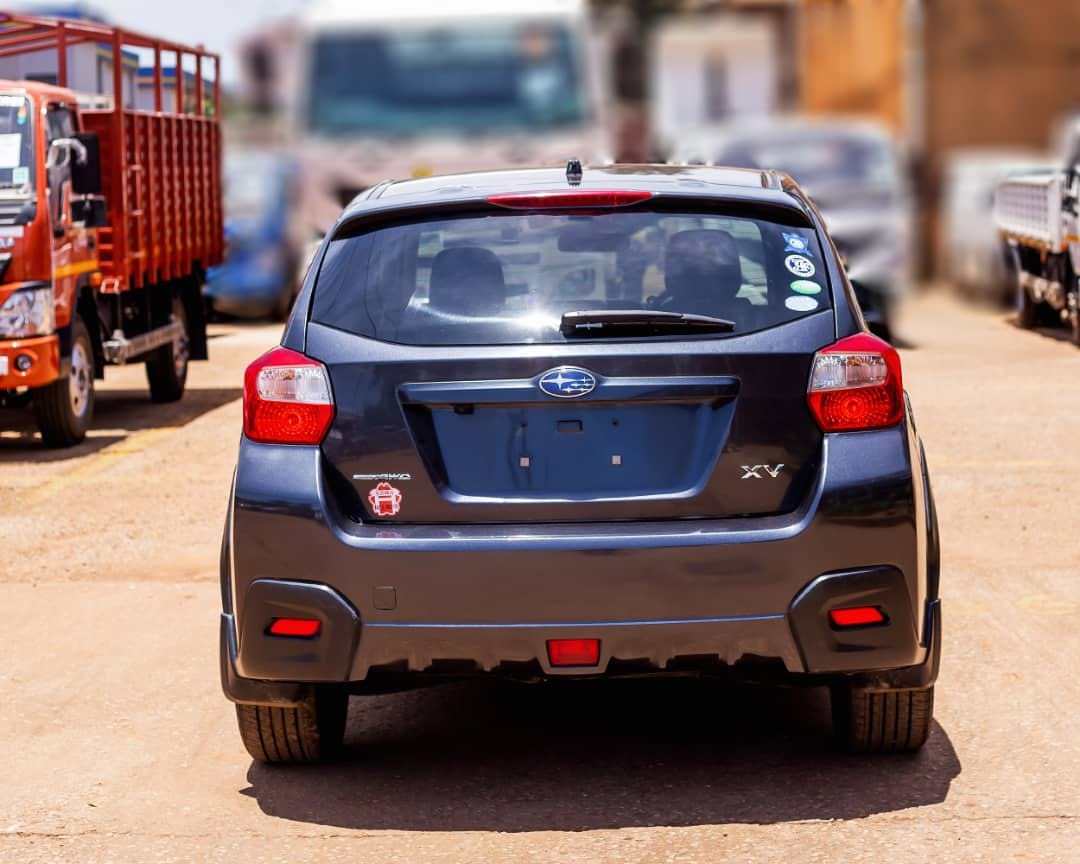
[243,346,335,444]
[807,332,903,432]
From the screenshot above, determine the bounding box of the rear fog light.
[267,617,322,638]
[547,638,601,667]
[828,606,887,629]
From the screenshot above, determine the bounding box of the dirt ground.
[1,291,1078,863]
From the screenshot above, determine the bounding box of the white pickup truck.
[994,140,1080,345]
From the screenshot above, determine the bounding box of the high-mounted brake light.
[243,346,335,444]
[547,638,601,667]
[487,190,653,210]
[829,606,887,629]
[807,332,903,432]
[267,617,322,638]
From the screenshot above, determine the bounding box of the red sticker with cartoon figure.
[368,482,402,517]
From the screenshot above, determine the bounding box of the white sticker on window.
[784,254,816,278]
[11,166,27,186]
[785,295,819,312]
[0,133,22,169]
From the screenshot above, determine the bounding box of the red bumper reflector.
[546,638,601,667]
[267,617,322,638]
[829,606,886,628]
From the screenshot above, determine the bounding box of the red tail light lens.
[488,190,653,210]
[546,638,601,667]
[807,332,903,432]
[243,346,335,444]
[829,606,887,628]
[267,617,322,638]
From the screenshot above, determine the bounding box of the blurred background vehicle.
[237,0,614,276]
[204,150,299,320]
[994,116,1080,346]
[223,0,1080,336]
[940,150,1053,306]
[648,12,780,157]
[672,118,912,341]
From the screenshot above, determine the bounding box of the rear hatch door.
[307,198,835,523]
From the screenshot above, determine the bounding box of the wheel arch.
[66,277,105,379]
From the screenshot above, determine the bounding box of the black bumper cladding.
[221,570,940,704]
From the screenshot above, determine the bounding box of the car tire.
[145,294,189,403]
[33,314,94,447]
[235,687,348,763]
[831,684,934,754]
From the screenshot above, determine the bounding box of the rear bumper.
[221,421,940,700]
[220,578,940,706]
[0,334,61,390]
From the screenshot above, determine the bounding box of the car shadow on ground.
[0,386,241,461]
[242,677,960,831]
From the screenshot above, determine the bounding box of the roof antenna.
[566,158,583,185]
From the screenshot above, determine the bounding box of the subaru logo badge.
[538,366,597,399]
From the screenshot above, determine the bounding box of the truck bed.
[994,171,1066,251]
[82,109,223,292]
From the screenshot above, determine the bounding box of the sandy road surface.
[0,294,1078,863]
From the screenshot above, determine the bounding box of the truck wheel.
[1069,289,1080,347]
[235,688,348,763]
[1017,281,1036,329]
[33,315,94,447]
[145,295,189,403]
[831,684,934,754]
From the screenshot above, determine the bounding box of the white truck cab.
[291,0,611,241]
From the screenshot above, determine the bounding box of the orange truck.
[0,13,223,445]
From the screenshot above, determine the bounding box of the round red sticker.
[368,482,402,517]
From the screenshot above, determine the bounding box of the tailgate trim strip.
[400,374,740,406]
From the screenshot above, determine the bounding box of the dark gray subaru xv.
[220,163,941,762]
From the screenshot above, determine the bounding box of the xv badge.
[741,464,785,479]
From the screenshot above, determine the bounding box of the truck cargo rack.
[0,12,224,293]
[994,172,1067,252]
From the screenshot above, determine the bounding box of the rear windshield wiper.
[560,309,736,338]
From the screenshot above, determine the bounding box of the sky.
[14,0,309,84]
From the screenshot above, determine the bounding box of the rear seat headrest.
[664,229,742,299]
[429,247,506,316]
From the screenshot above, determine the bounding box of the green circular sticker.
[790,280,822,296]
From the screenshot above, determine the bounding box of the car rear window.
[311,208,830,345]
